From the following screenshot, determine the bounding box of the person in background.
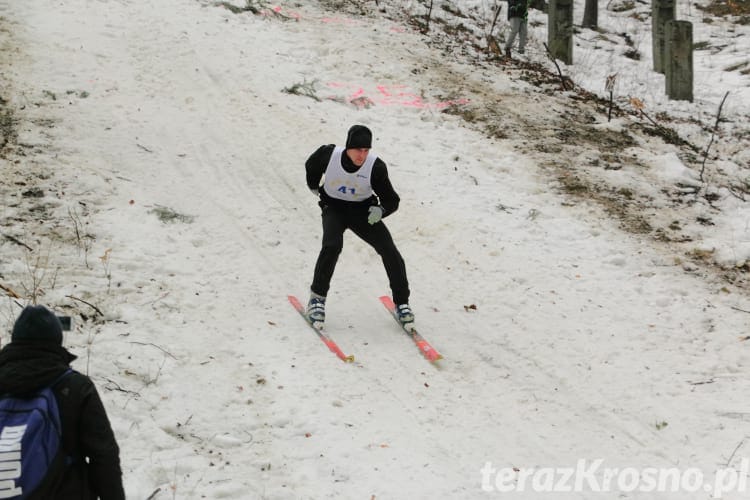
[304,125,414,327]
[505,0,530,58]
[0,305,125,499]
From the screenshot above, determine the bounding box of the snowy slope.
[1,0,750,499]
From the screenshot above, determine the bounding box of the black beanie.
[11,305,64,344]
[345,125,373,150]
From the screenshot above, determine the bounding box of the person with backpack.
[505,0,530,57]
[0,305,125,499]
[304,125,414,327]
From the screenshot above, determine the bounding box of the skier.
[305,125,414,327]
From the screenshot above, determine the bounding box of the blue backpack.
[0,369,72,499]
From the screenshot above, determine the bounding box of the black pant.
[311,207,410,305]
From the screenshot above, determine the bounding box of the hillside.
[2,0,750,499]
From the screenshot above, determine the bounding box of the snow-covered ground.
[1,0,750,498]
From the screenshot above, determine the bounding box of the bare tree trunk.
[582,0,598,29]
[487,2,503,54]
[425,0,435,33]
[489,2,503,37]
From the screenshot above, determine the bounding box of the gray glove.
[367,206,383,225]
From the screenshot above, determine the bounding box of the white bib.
[322,146,378,202]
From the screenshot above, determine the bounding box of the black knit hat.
[12,305,64,344]
[345,125,373,150]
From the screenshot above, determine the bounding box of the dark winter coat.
[0,342,125,500]
[305,144,400,217]
[508,0,529,21]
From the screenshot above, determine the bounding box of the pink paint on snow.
[325,82,470,109]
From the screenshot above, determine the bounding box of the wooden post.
[582,0,598,29]
[651,0,675,74]
[665,20,693,102]
[548,0,574,64]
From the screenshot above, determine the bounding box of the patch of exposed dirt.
[699,0,750,21]
[0,15,95,286]
[0,18,17,158]
[0,103,15,156]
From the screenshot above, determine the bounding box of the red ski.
[379,296,442,362]
[288,295,354,363]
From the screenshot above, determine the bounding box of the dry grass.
[699,0,750,23]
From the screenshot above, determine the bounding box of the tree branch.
[700,91,730,182]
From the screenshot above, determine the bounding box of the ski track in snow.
[2,0,750,498]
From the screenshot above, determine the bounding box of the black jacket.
[0,342,125,500]
[305,144,400,217]
[508,0,529,20]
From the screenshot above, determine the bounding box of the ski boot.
[396,304,415,325]
[306,292,326,326]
